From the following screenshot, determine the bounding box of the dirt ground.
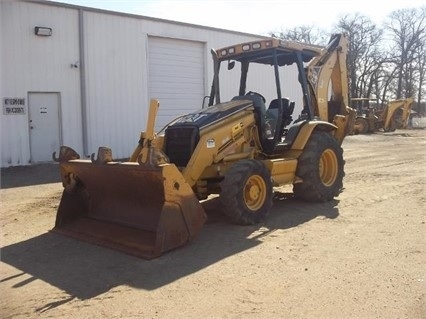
[1,129,425,319]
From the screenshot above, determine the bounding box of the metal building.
[0,0,302,167]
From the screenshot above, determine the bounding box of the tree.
[268,7,426,111]
[269,25,329,45]
[384,7,426,112]
[334,14,384,103]
[415,35,426,113]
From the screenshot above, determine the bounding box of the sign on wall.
[3,98,26,115]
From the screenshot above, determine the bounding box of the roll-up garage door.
[148,37,205,130]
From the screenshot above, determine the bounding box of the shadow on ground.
[1,163,61,188]
[1,192,339,312]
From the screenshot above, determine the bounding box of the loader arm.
[129,99,160,163]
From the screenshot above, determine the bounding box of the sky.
[54,0,424,35]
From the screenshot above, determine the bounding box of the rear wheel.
[354,117,369,134]
[293,131,344,202]
[220,159,273,225]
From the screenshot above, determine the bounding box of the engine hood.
[170,99,253,130]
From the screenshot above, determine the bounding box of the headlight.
[252,42,261,49]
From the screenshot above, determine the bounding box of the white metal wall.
[0,2,3,163]
[1,1,302,167]
[0,1,82,166]
[83,12,147,158]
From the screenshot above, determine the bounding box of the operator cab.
[209,38,319,155]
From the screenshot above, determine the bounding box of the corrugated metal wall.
[0,2,3,156]
[1,1,302,167]
[83,12,147,157]
[1,1,82,166]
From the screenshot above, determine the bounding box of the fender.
[291,120,337,150]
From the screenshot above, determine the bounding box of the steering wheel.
[245,91,266,103]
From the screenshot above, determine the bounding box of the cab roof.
[216,38,324,66]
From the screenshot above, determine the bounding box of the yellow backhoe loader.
[353,97,414,134]
[52,34,354,259]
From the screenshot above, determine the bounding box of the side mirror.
[202,96,210,108]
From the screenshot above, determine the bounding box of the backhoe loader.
[353,97,414,134]
[52,33,355,259]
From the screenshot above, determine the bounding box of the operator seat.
[232,94,266,117]
[232,94,276,154]
[231,94,267,132]
[267,98,295,136]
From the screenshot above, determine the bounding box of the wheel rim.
[319,149,338,187]
[244,175,266,211]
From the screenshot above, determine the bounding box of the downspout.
[78,9,89,157]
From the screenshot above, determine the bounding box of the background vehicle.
[53,34,354,259]
[353,97,414,134]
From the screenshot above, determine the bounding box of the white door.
[148,37,205,130]
[28,92,61,163]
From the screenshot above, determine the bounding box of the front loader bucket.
[52,159,207,259]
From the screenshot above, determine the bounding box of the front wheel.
[293,131,344,202]
[220,159,273,225]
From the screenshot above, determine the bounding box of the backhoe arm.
[384,97,414,129]
[305,34,354,143]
